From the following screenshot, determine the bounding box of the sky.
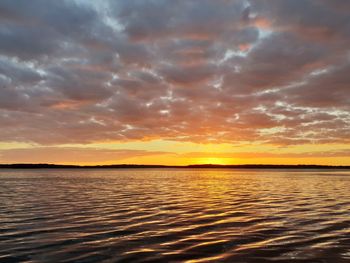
[0,0,349,165]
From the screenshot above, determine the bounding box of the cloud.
[0,0,349,146]
[1,146,349,164]
[0,147,168,164]
[180,150,350,159]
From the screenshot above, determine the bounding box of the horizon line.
[1,163,350,169]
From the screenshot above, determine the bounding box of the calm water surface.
[0,169,350,262]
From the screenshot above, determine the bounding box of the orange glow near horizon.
[1,141,349,166]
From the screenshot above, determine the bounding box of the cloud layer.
[1,146,349,165]
[0,0,349,146]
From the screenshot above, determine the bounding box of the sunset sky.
[0,0,349,165]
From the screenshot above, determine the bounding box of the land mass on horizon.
[1,164,350,169]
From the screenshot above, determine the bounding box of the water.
[0,169,350,263]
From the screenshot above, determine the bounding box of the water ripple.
[0,169,349,262]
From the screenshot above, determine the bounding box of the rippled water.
[1,169,350,262]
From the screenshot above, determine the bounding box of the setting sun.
[194,157,232,165]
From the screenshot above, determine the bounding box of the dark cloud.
[284,61,350,108]
[0,0,349,146]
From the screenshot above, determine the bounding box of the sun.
[195,157,230,165]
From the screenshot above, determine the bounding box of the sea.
[0,169,349,262]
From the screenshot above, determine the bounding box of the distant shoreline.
[1,164,350,169]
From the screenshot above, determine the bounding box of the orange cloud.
[50,100,88,110]
[253,17,271,29]
[238,43,251,52]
